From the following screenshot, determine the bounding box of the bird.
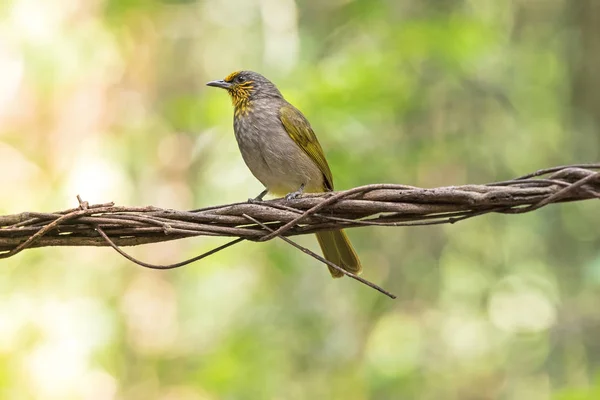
[206,70,361,278]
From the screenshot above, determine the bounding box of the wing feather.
[279,105,334,191]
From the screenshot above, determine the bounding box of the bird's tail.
[315,230,362,278]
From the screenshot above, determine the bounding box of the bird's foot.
[248,189,268,203]
[285,184,305,201]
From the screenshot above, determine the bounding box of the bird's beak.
[206,79,232,89]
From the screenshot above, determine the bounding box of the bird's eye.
[236,75,246,83]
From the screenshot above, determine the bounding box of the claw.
[249,189,268,203]
[285,184,305,201]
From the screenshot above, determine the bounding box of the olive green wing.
[279,104,334,191]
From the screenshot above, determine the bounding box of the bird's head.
[206,70,282,112]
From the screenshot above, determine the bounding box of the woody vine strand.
[0,164,598,298]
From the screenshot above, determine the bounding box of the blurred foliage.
[0,0,599,399]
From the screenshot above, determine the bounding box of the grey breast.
[233,99,324,193]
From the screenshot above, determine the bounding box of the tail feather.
[315,230,362,278]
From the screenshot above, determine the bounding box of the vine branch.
[1,164,598,298]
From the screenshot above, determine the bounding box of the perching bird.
[207,70,361,278]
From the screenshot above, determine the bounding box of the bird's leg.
[285,183,305,200]
[248,188,268,203]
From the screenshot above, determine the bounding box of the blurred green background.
[1,0,600,399]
